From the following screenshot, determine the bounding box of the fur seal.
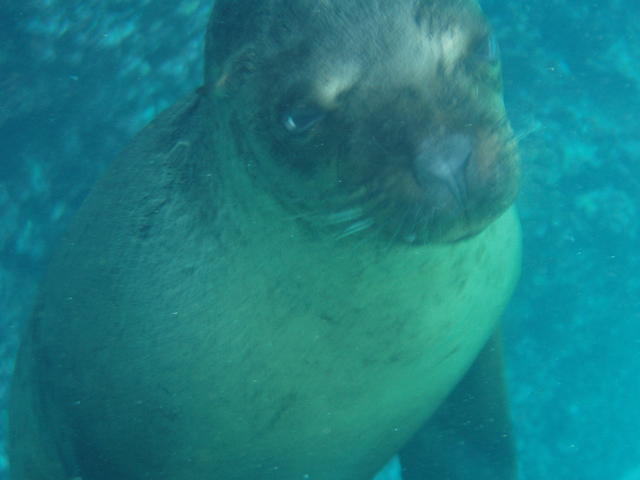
[9,0,521,479]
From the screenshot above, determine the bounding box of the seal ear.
[204,0,269,94]
[208,46,260,97]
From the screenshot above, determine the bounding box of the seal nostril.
[414,133,473,205]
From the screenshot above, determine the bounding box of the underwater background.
[0,0,638,479]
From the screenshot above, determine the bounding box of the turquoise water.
[1,1,638,479]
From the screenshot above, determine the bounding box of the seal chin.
[389,210,496,245]
[396,179,517,245]
[402,219,489,245]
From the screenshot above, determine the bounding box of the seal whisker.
[336,218,375,239]
[406,203,427,244]
[512,120,543,143]
[325,207,366,225]
[384,202,415,250]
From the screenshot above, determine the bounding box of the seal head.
[205,0,519,243]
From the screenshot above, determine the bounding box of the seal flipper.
[399,330,517,479]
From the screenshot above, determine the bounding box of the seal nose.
[414,133,472,206]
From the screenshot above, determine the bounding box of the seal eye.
[281,106,326,134]
[475,33,500,63]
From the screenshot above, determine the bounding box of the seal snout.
[414,133,473,208]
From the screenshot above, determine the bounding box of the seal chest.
[9,1,522,479]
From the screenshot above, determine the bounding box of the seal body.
[9,1,521,479]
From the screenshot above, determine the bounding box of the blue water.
[1,1,638,479]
